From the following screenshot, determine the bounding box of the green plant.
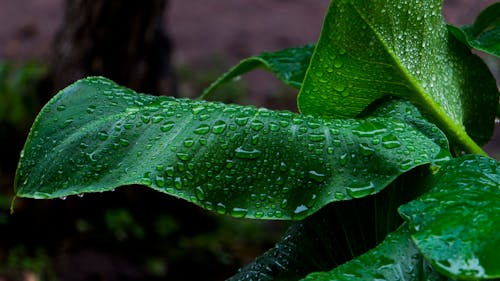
[13,1,500,280]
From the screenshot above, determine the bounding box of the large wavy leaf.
[301,227,447,281]
[200,44,314,100]
[15,77,447,220]
[448,3,500,58]
[399,155,500,279]
[297,0,499,152]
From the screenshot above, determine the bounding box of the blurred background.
[0,1,498,280]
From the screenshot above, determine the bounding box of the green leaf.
[301,227,448,281]
[448,3,500,57]
[297,0,499,152]
[15,77,447,220]
[230,171,442,280]
[399,155,500,279]
[200,44,314,99]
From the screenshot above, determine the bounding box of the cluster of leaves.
[14,0,500,280]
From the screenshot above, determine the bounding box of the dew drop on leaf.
[230,207,248,218]
[234,147,261,159]
[347,181,376,198]
[194,124,210,135]
[308,170,326,182]
[250,119,264,131]
[97,131,109,141]
[212,120,227,134]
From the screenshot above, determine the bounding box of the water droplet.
[119,138,130,147]
[234,147,261,159]
[382,134,401,149]
[86,105,96,114]
[97,131,109,141]
[293,205,309,218]
[250,120,264,131]
[57,105,66,111]
[176,152,190,161]
[235,116,249,126]
[212,120,227,134]
[359,143,375,156]
[334,82,346,92]
[155,175,165,187]
[352,121,387,137]
[141,172,152,185]
[216,203,226,214]
[339,153,348,166]
[230,208,248,218]
[191,105,205,115]
[141,115,150,124]
[308,170,325,182]
[63,118,74,127]
[195,186,205,200]
[254,211,264,218]
[160,121,175,132]
[334,192,345,200]
[165,166,174,177]
[309,134,325,142]
[194,124,210,135]
[183,138,195,147]
[347,181,376,198]
[174,177,182,189]
[152,115,165,123]
[279,161,288,172]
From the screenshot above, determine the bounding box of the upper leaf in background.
[399,155,500,279]
[200,44,314,100]
[15,77,446,220]
[448,2,500,57]
[297,0,499,151]
[301,227,447,281]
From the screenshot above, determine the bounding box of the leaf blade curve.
[15,77,446,220]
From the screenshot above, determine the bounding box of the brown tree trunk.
[47,0,174,97]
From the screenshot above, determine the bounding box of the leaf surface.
[399,155,500,279]
[201,45,314,99]
[448,3,500,57]
[297,0,499,151]
[15,77,447,220]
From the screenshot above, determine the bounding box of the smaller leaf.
[200,44,314,99]
[301,226,447,281]
[399,155,500,279]
[447,2,500,57]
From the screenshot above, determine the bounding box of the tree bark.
[47,0,173,97]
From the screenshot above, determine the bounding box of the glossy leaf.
[448,3,500,57]
[302,227,447,281]
[15,77,447,220]
[297,0,499,152]
[399,155,500,279]
[230,171,441,280]
[200,44,314,99]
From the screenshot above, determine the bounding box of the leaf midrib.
[349,2,486,155]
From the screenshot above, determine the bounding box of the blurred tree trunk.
[46,0,174,98]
